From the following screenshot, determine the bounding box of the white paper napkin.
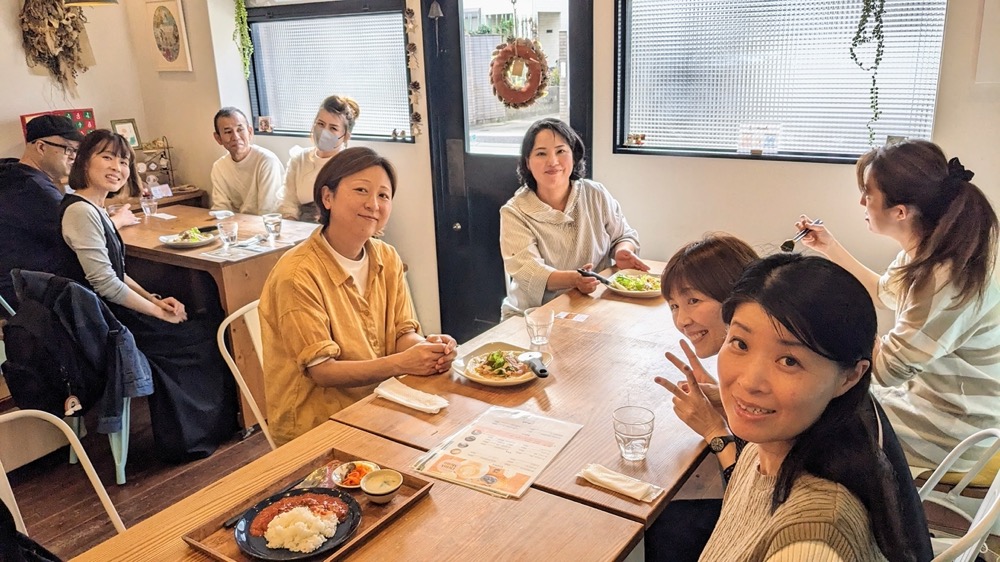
[577,463,664,502]
[151,212,177,220]
[374,377,449,414]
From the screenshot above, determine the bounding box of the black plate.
[234,487,362,560]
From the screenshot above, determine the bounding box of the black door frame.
[423,0,594,339]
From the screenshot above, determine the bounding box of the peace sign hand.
[655,341,728,440]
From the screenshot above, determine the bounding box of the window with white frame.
[247,0,412,140]
[615,0,947,161]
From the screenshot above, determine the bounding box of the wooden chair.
[917,428,1000,562]
[0,409,125,535]
[217,299,275,450]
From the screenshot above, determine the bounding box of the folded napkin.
[577,464,664,502]
[374,377,449,414]
[151,212,177,220]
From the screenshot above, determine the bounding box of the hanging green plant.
[850,0,886,145]
[234,0,253,79]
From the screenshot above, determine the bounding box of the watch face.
[710,436,731,453]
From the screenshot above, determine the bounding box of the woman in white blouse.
[279,95,360,222]
[499,118,647,319]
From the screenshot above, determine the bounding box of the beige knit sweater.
[698,444,888,562]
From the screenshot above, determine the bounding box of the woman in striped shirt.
[797,140,1000,471]
[499,118,648,319]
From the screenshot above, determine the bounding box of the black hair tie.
[946,157,975,183]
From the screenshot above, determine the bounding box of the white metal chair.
[217,299,275,450]
[0,409,125,535]
[918,428,1000,562]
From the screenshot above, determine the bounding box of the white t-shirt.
[280,146,334,218]
[210,145,285,215]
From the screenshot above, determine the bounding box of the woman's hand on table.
[614,247,650,272]
[396,339,455,375]
[426,334,458,372]
[110,204,140,229]
[655,341,728,440]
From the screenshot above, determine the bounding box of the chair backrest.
[0,409,125,535]
[217,300,275,450]
[919,428,1000,562]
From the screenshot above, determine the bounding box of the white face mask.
[313,127,344,152]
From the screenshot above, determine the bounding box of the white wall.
[592,0,999,276]
[0,4,146,157]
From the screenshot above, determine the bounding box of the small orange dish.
[332,461,380,489]
[360,469,403,505]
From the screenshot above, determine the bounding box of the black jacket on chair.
[3,270,152,433]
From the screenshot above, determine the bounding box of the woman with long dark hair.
[697,254,910,561]
[797,139,1000,472]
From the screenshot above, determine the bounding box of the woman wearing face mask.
[279,95,360,222]
[696,254,911,562]
[796,140,1000,473]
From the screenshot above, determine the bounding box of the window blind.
[250,12,410,137]
[618,0,946,160]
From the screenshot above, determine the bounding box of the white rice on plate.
[263,506,339,553]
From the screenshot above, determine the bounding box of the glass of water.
[217,221,239,256]
[262,213,282,241]
[613,406,654,461]
[524,307,554,346]
[139,195,157,218]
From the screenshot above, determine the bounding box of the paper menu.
[413,407,582,498]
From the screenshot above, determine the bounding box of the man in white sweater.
[210,107,284,215]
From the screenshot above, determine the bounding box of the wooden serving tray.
[182,447,433,561]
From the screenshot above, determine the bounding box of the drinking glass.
[139,195,157,218]
[262,213,282,241]
[524,307,554,346]
[217,221,239,256]
[613,406,654,461]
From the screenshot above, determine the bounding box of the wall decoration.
[146,0,193,72]
[111,119,142,148]
[20,109,96,141]
[20,1,91,95]
[136,138,175,188]
[257,116,273,133]
[490,37,549,109]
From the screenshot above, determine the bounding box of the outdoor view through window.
[463,0,570,155]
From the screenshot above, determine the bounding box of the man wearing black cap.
[0,114,84,314]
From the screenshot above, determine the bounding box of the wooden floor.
[7,397,270,559]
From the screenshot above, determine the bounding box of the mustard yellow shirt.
[259,228,420,445]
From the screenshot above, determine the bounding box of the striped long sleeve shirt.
[872,251,1000,471]
[499,179,640,319]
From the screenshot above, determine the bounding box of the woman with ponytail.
[699,254,911,562]
[796,139,1000,472]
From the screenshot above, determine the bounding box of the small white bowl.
[360,469,403,504]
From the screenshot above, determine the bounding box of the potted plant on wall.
[851,0,886,145]
[235,0,253,78]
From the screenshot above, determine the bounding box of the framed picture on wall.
[146,0,193,72]
[110,119,141,148]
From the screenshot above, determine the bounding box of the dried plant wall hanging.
[20,0,91,96]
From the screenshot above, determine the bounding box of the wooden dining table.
[118,204,318,426]
[334,261,713,527]
[74,421,644,561]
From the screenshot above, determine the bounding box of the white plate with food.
[454,342,553,387]
[159,228,216,249]
[606,269,662,299]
